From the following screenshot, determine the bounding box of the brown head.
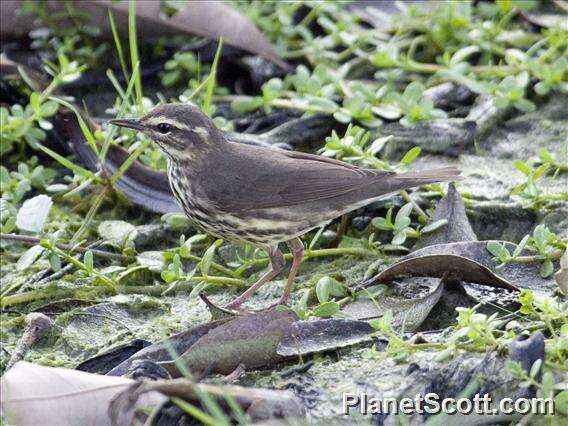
[109,103,225,159]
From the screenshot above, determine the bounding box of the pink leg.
[278,237,305,305]
[224,245,285,309]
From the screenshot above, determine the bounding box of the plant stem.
[399,190,430,221]
[182,254,240,278]
[0,278,244,308]
[234,246,374,275]
[0,233,128,261]
[513,250,564,263]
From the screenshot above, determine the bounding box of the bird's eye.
[157,123,172,134]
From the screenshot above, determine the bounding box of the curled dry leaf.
[519,10,568,31]
[277,318,375,356]
[0,362,166,426]
[414,183,477,249]
[0,1,285,67]
[76,339,151,374]
[342,277,447,333]
[404,242,555,293]
[366,252,518,291]
[555,250,568,296]
[96,0,286,67]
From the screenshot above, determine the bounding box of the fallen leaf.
[342,277,447,332]
[76,339,152,374]
[277,318,375,356]
[136,251,166,273]
[16,195,52,234]
[161,310,298,377]
[16,245,45,271]
[414,183,477,249]
[0,1,284,67]
[0,362,166,426]
[366,253,518,291]
[98,220,138,248]
[520,11,568,30]
[403,242,554,293]
[363,240,560,294]
[555,250,568,295]
[107,318,230,377]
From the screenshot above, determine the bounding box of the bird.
[110,103,461,309]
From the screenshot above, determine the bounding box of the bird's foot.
[263,296,290,311]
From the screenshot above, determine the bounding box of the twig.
[6,313,54,370]
[0,233,128,261]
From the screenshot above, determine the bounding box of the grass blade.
[128,0,143,112]
[48,97,99,155]
[100,62,140,162]
[110,139,150,184]
[202,38,223,115]
[108,9,130,84]
[37,144,100,182]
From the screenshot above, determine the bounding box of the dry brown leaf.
[0,362,166,426]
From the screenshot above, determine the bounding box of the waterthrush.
[110,104,460,309]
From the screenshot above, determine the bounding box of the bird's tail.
[393,166,462,188]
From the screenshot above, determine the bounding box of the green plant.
[511,159,567,209]
[487,225,566,277]
[161,51,204,87]
[384,82,447,126]
[0,158,55,205]
[0,55,83,155]
[371,203,447,246]
[21,0,109,67]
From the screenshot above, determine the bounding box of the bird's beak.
[109,118,145,131]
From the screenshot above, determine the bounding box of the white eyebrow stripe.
[193,126,210,139]
[144,117,192,131]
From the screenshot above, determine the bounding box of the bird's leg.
[277,237,305,306]
[224,245,285,310]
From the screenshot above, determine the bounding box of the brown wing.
[202,145,393,212]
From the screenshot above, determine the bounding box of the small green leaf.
[392,231,407,246]
[555,390,568,415]
[541,371,554,398]
[395,203,413,226]
[313,301,339,318]
[513,160,531,176]
[422,219,448,234]
[538,147,554,164]
[540,259,553,278]
[200,240,221,277]
[514,98,536,113]
[231,97,263,113]
[487,241,507,258]
[529,359,542,378]
[371,217,392,231]
[450,46,480,65]
[316,276,332,303]
[84,250,94,274]
[98,220,137,248]
[49,253,61,272]
[400,147,421,165]
[533,224,547,248]
[16,245,45,271]
[513,235,530,258]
